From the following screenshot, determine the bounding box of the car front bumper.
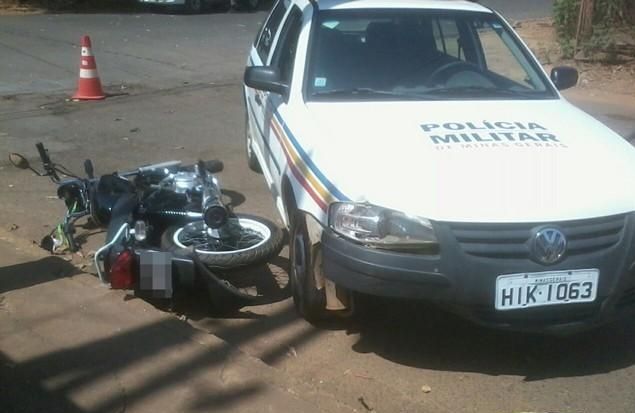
[322,213,635,334]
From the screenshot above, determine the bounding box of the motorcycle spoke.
[177,223,265,253]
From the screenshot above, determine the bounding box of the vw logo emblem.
[531,227,567,265]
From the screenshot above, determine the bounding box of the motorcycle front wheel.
[161,213,284,269]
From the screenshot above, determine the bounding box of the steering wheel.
[426,61,484,85]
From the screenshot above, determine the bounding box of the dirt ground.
[517,18,635,97]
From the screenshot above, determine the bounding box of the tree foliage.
[554,0,634,58]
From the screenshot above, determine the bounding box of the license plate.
[495,269,598,311]
[140,251,173,298]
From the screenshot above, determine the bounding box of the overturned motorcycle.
[9,143,284,308]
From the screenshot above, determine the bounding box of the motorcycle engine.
[160,172,202,194]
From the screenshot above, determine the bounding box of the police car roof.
[315,0,492,13]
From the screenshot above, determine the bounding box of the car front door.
[246,0,289,182]
[263,5,304,186]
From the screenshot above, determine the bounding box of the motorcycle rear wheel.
[161,213,284,269]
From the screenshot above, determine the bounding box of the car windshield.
[306,9,557,101]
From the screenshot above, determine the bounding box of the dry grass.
[517,18,635,97]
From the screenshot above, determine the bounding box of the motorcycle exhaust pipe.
[202,182,228,229]
[203,202,228,229]
[197,161,228,229]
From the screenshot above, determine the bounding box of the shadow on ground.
[167,255,291,319]
[0,250,294,412]
[5,249,635,413]
[0,316,267,413]
[347,295,635,381]
[0,255,80,293]
[152,252,635,383]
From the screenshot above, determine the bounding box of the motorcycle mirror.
[84,159,95,179]
[9,153,31,170]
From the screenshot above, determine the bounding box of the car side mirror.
[9,153,31,170]
[203,159,224,174]
[244,66,289,96]
[551,66,578,91]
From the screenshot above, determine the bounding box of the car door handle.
[254,94,262,106]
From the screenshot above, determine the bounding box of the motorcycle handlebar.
[35,143,51,166]
[137,160,181,173]
[118,160,181,177]
[36,142,60,181]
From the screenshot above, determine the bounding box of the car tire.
[185,0,203,13]
[245,113,262,173]
[289,212,330,322]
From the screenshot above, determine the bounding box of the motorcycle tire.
[161,213,284,269]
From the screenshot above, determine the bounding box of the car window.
[306,10,556,101]
[271,6,303,85]
[475,20,542,90]
[432,18,465,61]
[256,0,289,63]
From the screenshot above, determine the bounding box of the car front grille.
[446,214,626,259]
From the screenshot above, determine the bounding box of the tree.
[575,0,595,50]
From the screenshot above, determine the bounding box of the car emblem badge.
[532,228,567,265]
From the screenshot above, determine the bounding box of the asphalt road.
[0,11,262,95]
[3,2,635,413]
[0,1,554,96]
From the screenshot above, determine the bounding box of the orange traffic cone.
[72,35,105,100]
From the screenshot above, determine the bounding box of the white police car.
[243,0,635,333]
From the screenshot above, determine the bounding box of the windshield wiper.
[312,87,416,99]
[421,86,540,99]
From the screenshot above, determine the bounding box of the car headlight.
[328,202,439,253]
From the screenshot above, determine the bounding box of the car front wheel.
[289,212,330,322]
